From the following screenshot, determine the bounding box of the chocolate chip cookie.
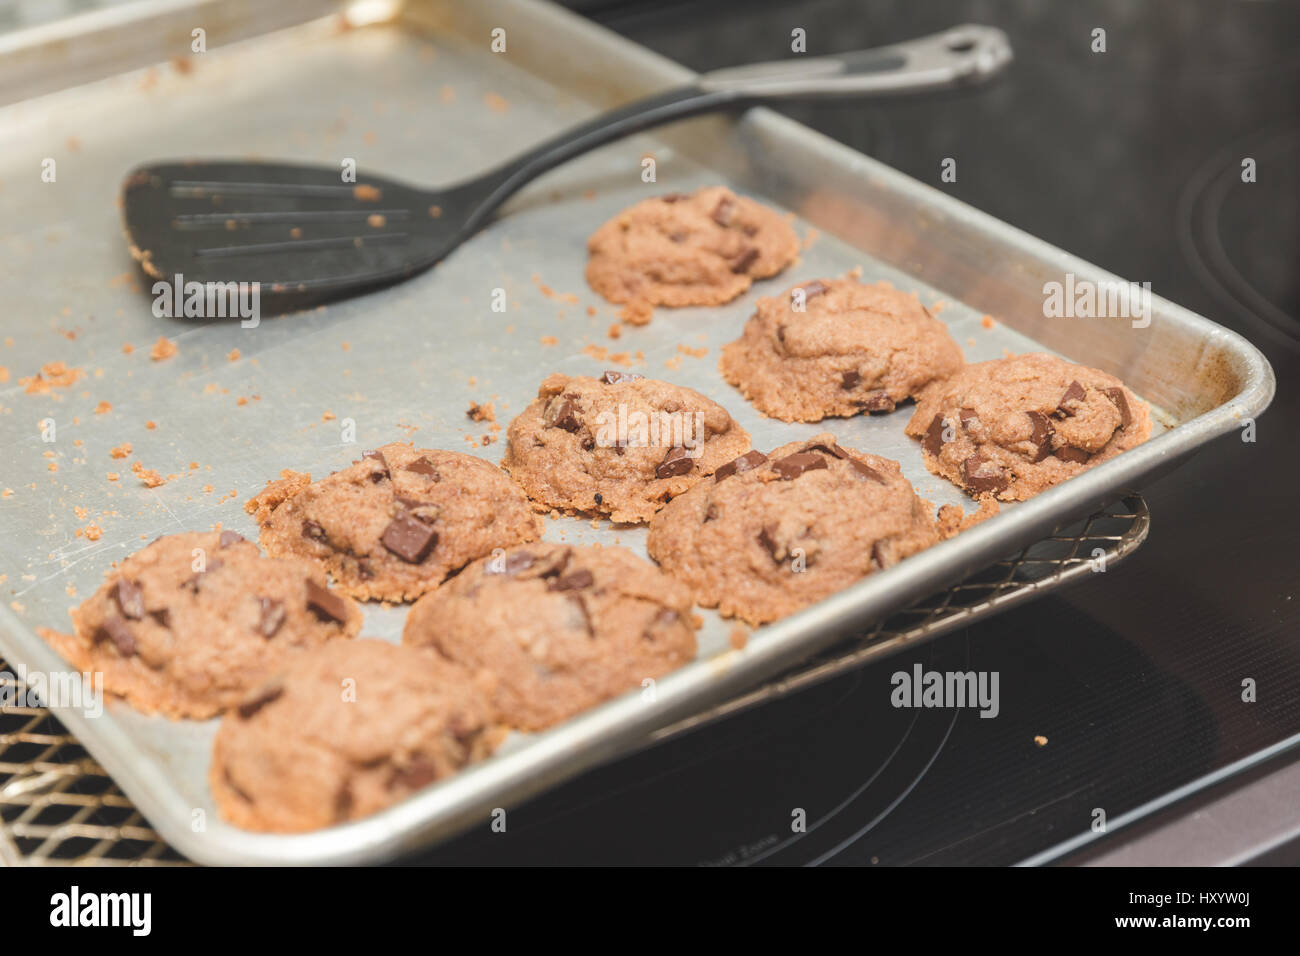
[501,372,752,523]
[647,434,940,625]
[905,352,1152,501]
[40,531,361,719]
[210,639,502,833]
[585,186,800,308]
[403,543,696,731]
[245,442,543,602]
[719,276,964,421]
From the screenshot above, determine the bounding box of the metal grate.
[0,495,1148,865]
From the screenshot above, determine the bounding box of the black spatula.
[121,25,1010,316]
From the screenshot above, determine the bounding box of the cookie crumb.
[130,461,166,487]
[20,361,84,394]
[619,300,654,326]
[607,323,622,339]
[227,348,241,362]
[145,420,157,430]
[467,401,496,423]
[981,315,997,330]
[1034,735,1048,747]
[109,443,132,459]
[729,626,750,650]
[150,336,178,361]
[353,184,382,201]
[94,400,112,415]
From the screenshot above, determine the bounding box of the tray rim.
[0,0,1276,865]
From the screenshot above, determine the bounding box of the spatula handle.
[460,24,1011,233]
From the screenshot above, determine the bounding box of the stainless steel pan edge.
[0,0,1276,865]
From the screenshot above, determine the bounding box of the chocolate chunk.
[961,455,1009,496]
[548,568,594,592]
[715,450,768,482]
[1102,387,1132,428]
[1053,445,1091,463]
[302,520,327,542]
[593,492,603,506]
[100,616,137,656]
[797,280,829,301]
[237,679,284,719]
[857,391,896,413]
[380,511,438,563]
[357,560,375,580]
[660,192,686,204]
[922,414,947,457]
[668,231,687,243]
[505,551,536,575]
[543,396,581,432]
[846,457,885,483]
[711,197,736,225]
[149,608,171,629]
[757,525,781,561]
[258,597,286,638]
[704,503,719,521]
[305,579,351,623]
[841,370,861,390]
[219,530,244,548]
[772,452,829,480]
[601,370,645,385]
[1026,411,1055,462]
[958,408,980,429]
[802,442,846,460]
[581,437,596,451]
[404,457,440,479]
[113,579,145,620]
[1054,380,1087,418]
[729,246,760,274]
[656,446,695,479]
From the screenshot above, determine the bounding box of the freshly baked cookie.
[245,442,542,602]
[585,186,800,308]
[210,639,502,833]
[719,277,964,422]
[501,372,752,523]
[905,352,1152,501]
[40,531,361,719]
[404,543,696,731]
[647,434,940,625]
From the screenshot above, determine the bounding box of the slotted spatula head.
[121,161,463,314]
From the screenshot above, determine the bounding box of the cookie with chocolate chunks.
[404,543,697,731]
[719,276,964,422]
[210,640,502,833]
[245,443,542,603]
[647,434,940,625]
[904,353,1152,501]
[501,372,752,523]
[39,531,361,719]
[584,186,800,310]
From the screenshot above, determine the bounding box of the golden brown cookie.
[501,372,752,523]
[585,186,800,308]
[647,434,940,625]
[904,353,1152,501]
[210,639,502,833]
[719,277,964,421]
[39,531,361,719]
[403,543,697,731]
[245,442,542,602]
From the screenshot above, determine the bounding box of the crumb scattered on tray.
[484,92,510,113]
[982,315,997,330]
[467,401,496,424]
[1034,735,1048,747]
[619,300,653,326]
[131,461,166,488]
[540,336,558,347]
[607,323,622,340]
[729,627,750,650]
[367,214,386,228]
[353,184,382,202]
[94,401,112,415]
[227,348,241,362]
[109,443,132,460]
[20,361,84,394]
[150,336,177,361]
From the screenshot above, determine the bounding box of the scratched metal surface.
[0,0,1272,864]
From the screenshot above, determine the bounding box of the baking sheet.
[0,0,1273,864]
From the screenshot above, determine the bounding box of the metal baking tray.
[0,0,1273,865]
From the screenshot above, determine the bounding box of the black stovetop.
[414,0,1300,865]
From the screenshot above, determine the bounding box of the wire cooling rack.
[0,495,1149,865]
